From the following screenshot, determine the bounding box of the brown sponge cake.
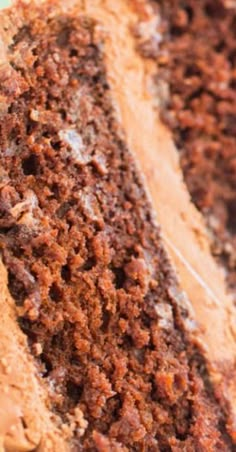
[0,0,236,450]
[146,0,236,296]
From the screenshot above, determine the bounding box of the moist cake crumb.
[151,0,236,296]
[0,3,233,450]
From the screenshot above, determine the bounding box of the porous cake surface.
[0,2,234,450]
[151,0,236,294]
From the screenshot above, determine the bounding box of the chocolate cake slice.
[0,0,235,450]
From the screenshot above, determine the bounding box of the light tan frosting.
[0,0,236,446]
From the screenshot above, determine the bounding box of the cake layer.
[0,0,235,450]
[147,0,236,295]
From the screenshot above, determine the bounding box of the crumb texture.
[0,5,233,451]
[150,0,236,295]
